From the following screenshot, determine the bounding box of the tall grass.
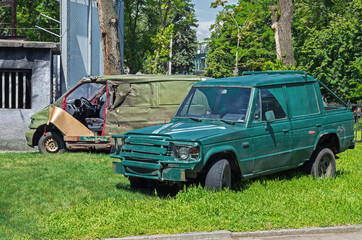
[0,143,361,239]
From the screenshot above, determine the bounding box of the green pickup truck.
[111,71,355,190]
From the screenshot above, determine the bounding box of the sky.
[192,0,238,42]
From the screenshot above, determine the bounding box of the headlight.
[29,118,34,126]
[178,147,189,160]
[173,143,200,161]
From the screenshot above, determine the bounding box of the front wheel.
[38,131,66,154]
[308,147,336,178]
[205,159,231,191]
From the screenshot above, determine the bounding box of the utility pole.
[11,0,16,36]
[168,35,173,75]
[0,0,16,36]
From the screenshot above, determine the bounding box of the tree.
[170,0,198,74]
[95,0,122,75]
[0,0,59,42]
[269,0,295,66]
[142,0,197,74]
[123,0,197,74]
[207,0,276,78]
[205,48,234,78]
[295,0,362,102]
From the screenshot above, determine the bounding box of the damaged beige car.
[26,75,200,153]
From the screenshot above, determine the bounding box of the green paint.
[26,75,200,151]
[111,71,355,183]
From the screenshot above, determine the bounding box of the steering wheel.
[80,97,94,110]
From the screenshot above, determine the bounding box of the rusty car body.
[26,75,200,153]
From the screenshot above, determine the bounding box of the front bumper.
[25,129,36,147]
[112,160,190,182]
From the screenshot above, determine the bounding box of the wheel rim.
[44,137,60,153]
[318,155,332,177]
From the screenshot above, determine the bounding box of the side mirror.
[265,110,276,123]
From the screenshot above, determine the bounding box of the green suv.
[111,71,355,190]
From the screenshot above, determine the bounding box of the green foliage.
[207,0,361,103]
[171,1,198,75]
[261,59,299,71]
[294,0,362,102]
[205,48,234,78]
[125,0,198,74]
[206,0,277,78]
[1,143,361,239]
[0,0,59,42]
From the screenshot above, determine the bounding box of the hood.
[29,97,63,129]
[125,122,242,141]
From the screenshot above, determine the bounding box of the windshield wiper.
[188,117,202,122]
[220,119,236,125]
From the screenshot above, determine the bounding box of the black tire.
[129,177,148,189]
[38,131,66,154]
[308,147,336,178]
[205,159,231,191]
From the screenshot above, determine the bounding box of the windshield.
[175,87,251,122]
[66,83,106,103]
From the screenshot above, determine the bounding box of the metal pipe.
[35,25,60,37]
[40,13,60,23]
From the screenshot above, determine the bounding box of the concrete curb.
[105,225,362,240]
[232,225,362,238]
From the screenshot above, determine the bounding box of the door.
[251,87,293,174]
[286,83,323,163]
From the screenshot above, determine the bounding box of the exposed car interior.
[65,83,106,134]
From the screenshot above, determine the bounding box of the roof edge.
[242,71,306,76]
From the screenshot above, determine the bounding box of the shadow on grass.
[115,168,308,197]
[115,181,181,198]
[233,168,307,191]
[115,163,349,196]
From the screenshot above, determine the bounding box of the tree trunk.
[95,0,122,75]
[270,0,295,66]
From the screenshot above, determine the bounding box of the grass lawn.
[0,142,361,239]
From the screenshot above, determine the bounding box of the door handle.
[283,129,290,133]
[242,142,249,148]
[316,124,322,127]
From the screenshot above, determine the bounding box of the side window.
[319,82,348,111]
[260,88,286,121]
[286,83,320,117]
[286,84,309,116]
[305,84,320,114]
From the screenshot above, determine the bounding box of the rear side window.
[286,83,320,117]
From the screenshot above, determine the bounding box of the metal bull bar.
[351,104,362,143]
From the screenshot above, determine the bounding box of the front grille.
[120,136,174,162]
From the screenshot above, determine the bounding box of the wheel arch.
[202,146,242,183]
[315,131,340,154]
[33,124,63,146]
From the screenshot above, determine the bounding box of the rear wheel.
[38,131,66,154]
[205,159,231,191]
[307,147,336,178]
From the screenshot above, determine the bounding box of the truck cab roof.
[194,71,316,88]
